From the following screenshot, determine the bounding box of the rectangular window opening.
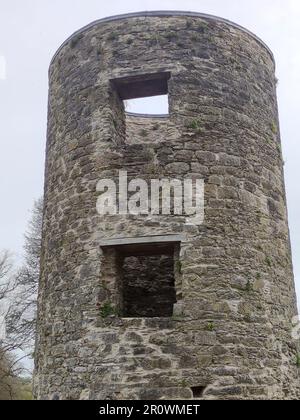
[111,72,170,116]
[121,252,175,318]
[191,386,206,399]
[100,237,180,318]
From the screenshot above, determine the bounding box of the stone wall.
[34,11,300,400]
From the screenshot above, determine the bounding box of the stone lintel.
[99,234,184,247]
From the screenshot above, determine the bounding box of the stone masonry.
[34,11,300,400]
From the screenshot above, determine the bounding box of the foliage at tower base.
[0,198,42,399]
[0,347,32,400]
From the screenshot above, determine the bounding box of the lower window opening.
[120,252,176,318]
[191,386,206,399]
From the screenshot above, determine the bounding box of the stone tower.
[34,11,300,400]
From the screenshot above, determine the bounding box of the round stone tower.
[34,11,300,400]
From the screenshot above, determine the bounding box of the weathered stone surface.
[34,11,300,400]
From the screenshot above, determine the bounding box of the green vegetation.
[165,31,179,41]
[148,34,164,45]
[176,260,182,275]
[244,314,252,323]
[139,129,148,137]
[246,280,252,292]
[185,119,203,133]
[70,35,82,48]
[265,256,272,268]
[205,322,215,332]
[107,32,118,41]
[271,121,278,134]
[198,22,208,32]
[17,378,33,400]
[0,349,33,400]
[179,378,188,387]
[172,314,184,321]
[100,302,116,318]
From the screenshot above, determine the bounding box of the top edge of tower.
[49,10,275,67]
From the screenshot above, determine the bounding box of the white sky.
[0,0,299,309]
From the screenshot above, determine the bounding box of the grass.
[205,322,215,332]
[198,22,208,32]
[271,121,278,135]
[139,129,148,137]
[186,119,203,133]
[107,32,118,41]
[165,31,179,41]
[246,280,252,292]
[265,256,272,268]
[244,314,252,323]
[70,35,82,48]
[148,34,164,45]
[100,302,116,318]
[179,379,188,387]
[176,260,182,275]
[172,314,184,321]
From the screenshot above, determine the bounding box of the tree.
[5,198,43,358]
[0,199,43,399]
[5,198,43,354]
[0,251,23,399]
[0,348,20,400]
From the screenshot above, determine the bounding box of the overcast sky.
[0,0,299,308]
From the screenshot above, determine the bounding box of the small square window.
[111,72,170,116]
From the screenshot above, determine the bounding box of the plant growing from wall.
[99,302,116,318]
[271,121,278,135]
[265,256,272,268]
[185,119,203,134]
[205,322,215,332]
[107,32,118,41]
[246,280,252,293]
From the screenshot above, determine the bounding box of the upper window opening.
[125,95,169,115]
[112,72,170,115]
